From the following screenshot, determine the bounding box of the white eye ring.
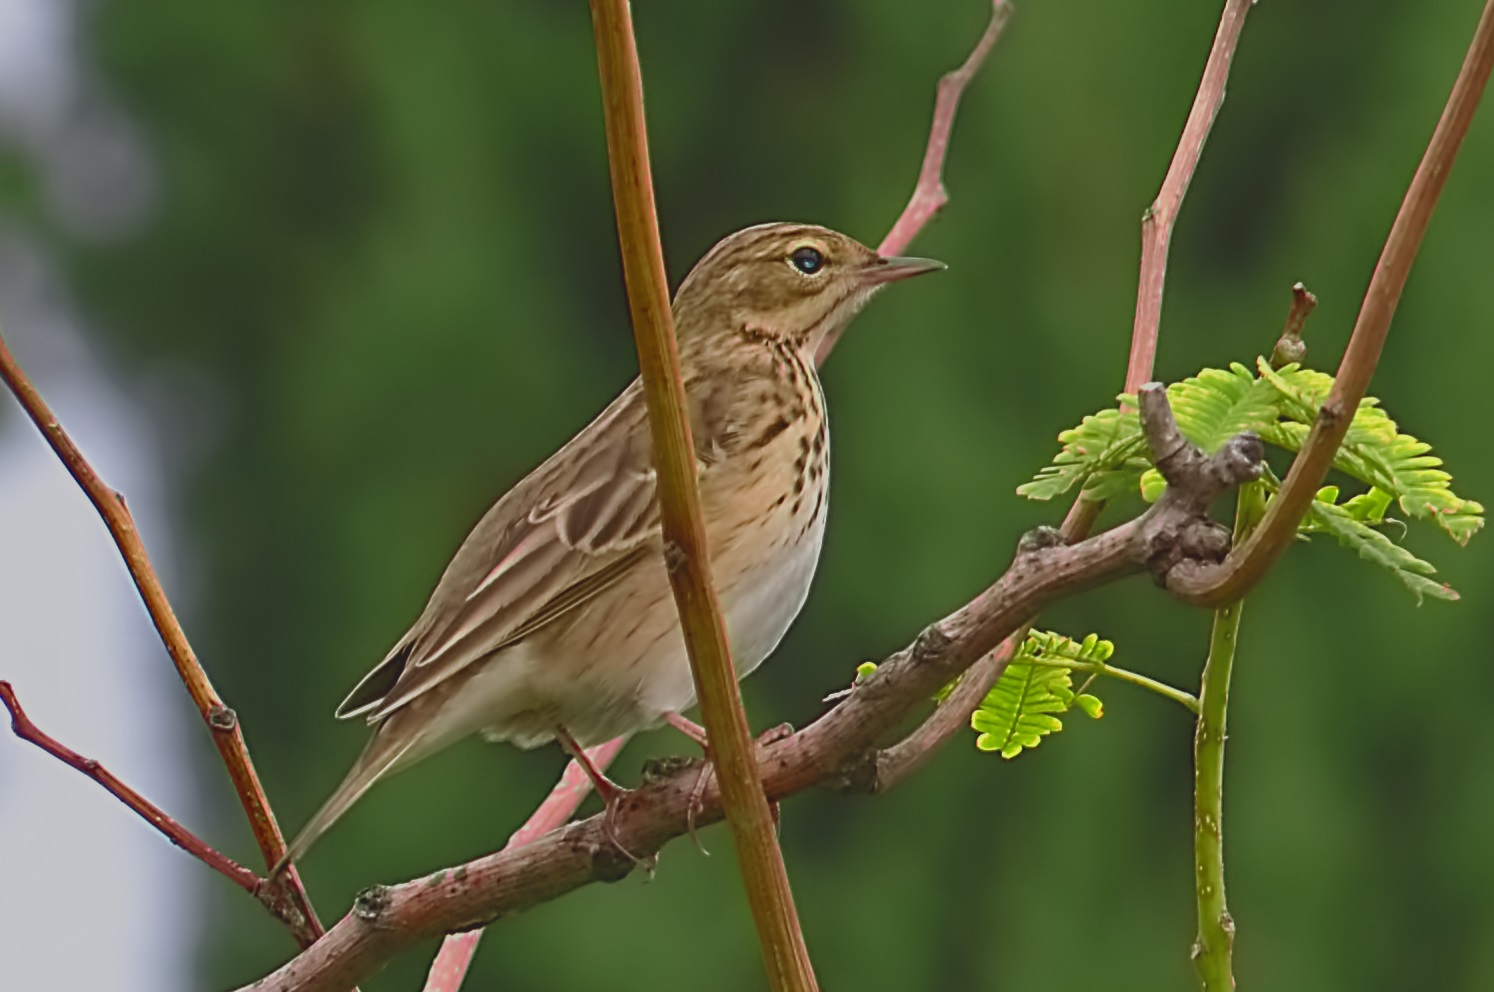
[789,245,826,275]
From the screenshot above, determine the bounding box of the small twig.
[1269,282,1318,369]
[1167,0,1494,607]
[420,740,623,992]
[0,330,325,947]
[1127,0,1255,393]
[1022,657,1199,714]
[873,0,1255,788]
[816,0,1012,366]
[587,3,817,990]
[0,680,261,893]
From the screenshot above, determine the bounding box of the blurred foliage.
[15,0,1494,988]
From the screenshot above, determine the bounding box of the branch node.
[1317,400,1347,428]
[1138,383,1194,481]
[1209,433,1265,489]
[1134,386,1265,589]
[208,704,238,731]
[1270,281,1318,368]
[662,540,687,575]
[1016,525,1065,555]
[641,754,702,785]
[353,884,393,924]
[911,624,954,666]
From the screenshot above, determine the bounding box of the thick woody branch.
[874,0,1255,787]
[586,3,817,990]
[240,390,1262,992]
[0,330,325,947]
[0,680,260,893]
[1166,0,1494,607]
[817,0,1012,366]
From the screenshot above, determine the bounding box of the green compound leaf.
[1017,408,1144,502]
[1020,364,1282,503]
[971,631,1109,758]
[1301,489,1458,603]
[1021,359,1481,601]
[1160,363,1284,453]
[1257,359,1484,545]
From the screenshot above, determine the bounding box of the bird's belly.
[462,506,825,749]
[624,493,829,730]
[721,506,826,680]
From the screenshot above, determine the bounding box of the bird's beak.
[861,254,946,286]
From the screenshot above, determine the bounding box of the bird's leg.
[662,711,708,748]
[554,725,641,864]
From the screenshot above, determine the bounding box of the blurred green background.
[13,0,1494,988]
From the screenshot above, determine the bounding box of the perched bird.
[279,222,941,869]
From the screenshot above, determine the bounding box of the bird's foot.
[555,725,645,866]
[660,714,792,850]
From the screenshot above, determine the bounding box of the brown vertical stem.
[586,2,819,990]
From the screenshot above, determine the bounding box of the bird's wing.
[338,382,668,722]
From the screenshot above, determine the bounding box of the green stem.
[1192,482,1265,990]
[1023,658,1199,713]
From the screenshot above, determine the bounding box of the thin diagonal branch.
[817,0,1012,366]
[586,3,817,990]
[1167,0,1494,607]
[874,0,1256,788]
[0,329,325,947]
[1127,0,1255,393]
[0,680,260,894]
[420,739,623,992]
[239,389,1264,992]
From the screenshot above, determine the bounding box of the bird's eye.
[789,246,825,275]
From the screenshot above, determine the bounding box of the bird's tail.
[272,718,422,877]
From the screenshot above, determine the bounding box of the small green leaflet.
[971,631,1108,759]
[1017,408,1147,502]
[1300,486,1457,603]
[1256,359,1484,545]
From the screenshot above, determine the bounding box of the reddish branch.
[0,332,325,947]
[1127,0,1255,394]
[241,389,1264,992]
[0,680,260,893]
[873,0,1257,788]
[816,0,1012,366]
[421,739,624,992]
[1167,0,1494,607]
